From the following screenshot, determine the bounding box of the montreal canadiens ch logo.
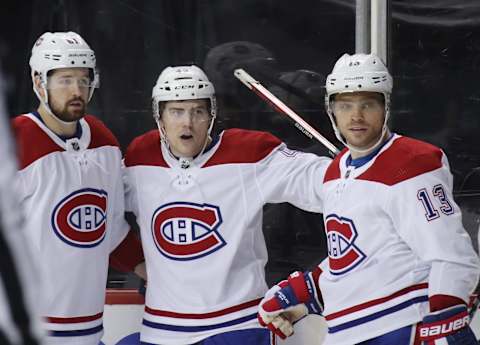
[325,214,366,275]
[51,188,108,248]
[151,202,225,261]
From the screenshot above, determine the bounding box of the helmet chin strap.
[344,125,390,156]
[156,119,174,158]
[34,82,78,127]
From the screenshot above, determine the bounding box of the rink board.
[100,289,480,345]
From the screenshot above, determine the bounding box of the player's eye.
[361,100,381,111]
[192,108,208,118]
[57,77,73,86]
[167,108,184,117]
[77,78,92,87]
[49,77,92,88]
[361,102,371,109]
[334,102,352,111]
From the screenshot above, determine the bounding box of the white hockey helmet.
[325,53,393,150]
[152,65,216,121]
[30,31,99,104]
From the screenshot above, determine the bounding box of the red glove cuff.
[429,294,466,312]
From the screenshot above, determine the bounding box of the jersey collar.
[346,133,394,169]
[32,111,83,142]
[26,112,91,152]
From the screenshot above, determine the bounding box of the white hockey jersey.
[124,128,331,345]
[12,113,130,345]
[318,134,480,345]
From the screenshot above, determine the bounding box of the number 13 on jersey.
[417,184,454,221]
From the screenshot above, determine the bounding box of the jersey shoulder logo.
[51,188,108,248]
[278,146,298,157]
[151,202,225,261]
[325,214,366,275]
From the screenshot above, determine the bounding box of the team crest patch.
[325,214,366,275]
[51,188,108,248]
[151,202,225,260]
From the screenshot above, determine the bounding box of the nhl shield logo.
[325,214,366,275]
[151,202,225,260]
[51,188,107,248]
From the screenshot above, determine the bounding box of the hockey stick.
[234,68,340,156]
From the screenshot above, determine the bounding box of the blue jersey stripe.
[142,313,257,332]
[50,324,103,337]
[328,295,428,333]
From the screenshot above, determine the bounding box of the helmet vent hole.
[83,61,86,64]
[358,85,362,88]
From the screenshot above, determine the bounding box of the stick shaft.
[234,68,339,155]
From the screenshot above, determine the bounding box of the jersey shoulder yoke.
[12,115,61,169]
[84,115,120,149]
[204,128,282,167]
[358,136,443,185]
[125,130,166,167]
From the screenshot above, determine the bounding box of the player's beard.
[50,97,86,122]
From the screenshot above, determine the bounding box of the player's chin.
[66,108,86,121]
[347,131,376,145]
[346,135,366,147]
[179,144,203,157]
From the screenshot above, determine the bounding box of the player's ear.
[33,74,46,98]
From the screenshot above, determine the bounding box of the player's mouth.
[68,100,84,108]
[349,126,367,132]
[180,134,193,140]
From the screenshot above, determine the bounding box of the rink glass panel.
[0,0,479,288]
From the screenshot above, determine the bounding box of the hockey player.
[123,65,332,344]
[0,66,44,345]
[12,32,144,345]
[257,53,480,344]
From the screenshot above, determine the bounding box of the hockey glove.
[418,304,478,344]
[258,271,323,339]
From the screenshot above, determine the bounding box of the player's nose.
[350,105,365,120]
[69,82,83,97]
[180,113,194,127]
